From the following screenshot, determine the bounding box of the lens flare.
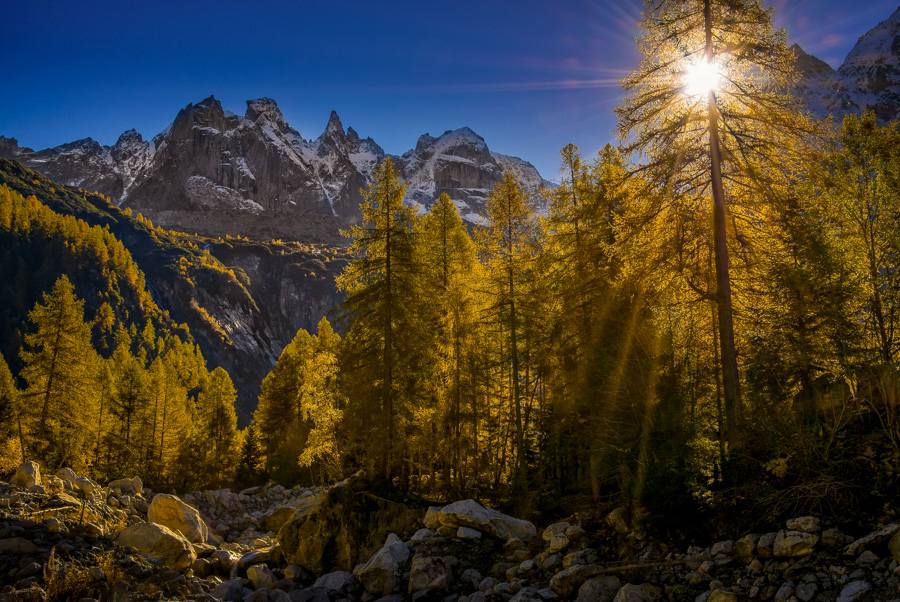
[683,59,722,97]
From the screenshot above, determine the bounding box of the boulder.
[549,564,604,598]
[210,579,246,602]
[408,556,457,593]
[756,532,776,557]
[773,530,818,557]
[821,527,847,551]
[576,576,621,602]
[837,580,872,602]
[353,536,410,596]
[313,571,355,591]
[708,591,740,602]
[0,537,39,554]
[11,461,41,489]
[612,583,660,602]
[247,564,277,590]
[438,499,537,542]
[548,533,569,553]
[148,493,209,544]
[54,467,78,486]
[734,534,758,561]
[889,529,900,561]
[113,522,196,570]
[108,477,140,496]
[263,504,301,533]
[277,479,421,574]
[458,527,481,539]
[543,522,570,542]
[844,522,900,557]
[424,506,442,530]
[74,476,96,497]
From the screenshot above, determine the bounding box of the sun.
[683,59,723,97]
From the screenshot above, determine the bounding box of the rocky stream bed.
[1,461,899,602]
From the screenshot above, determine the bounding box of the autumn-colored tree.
[197,367,239,487]
[338,158,420,480]
[477,172,538,480]
[617,0,810,447]
[19,276,98,467]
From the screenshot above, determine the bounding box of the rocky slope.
[0,160,346,422]
[3,460,900,602]
[0,97,552,240]
[794,7,900,122]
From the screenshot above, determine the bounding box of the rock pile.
[2,461,900,602]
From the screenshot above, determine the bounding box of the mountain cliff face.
[0,97,551,239]
[794,7,900,122]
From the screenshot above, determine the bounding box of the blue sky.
[1,0,896,182]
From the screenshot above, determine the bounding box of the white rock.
[439,499,536,542]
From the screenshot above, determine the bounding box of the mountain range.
[793,6,900,122]
[0,97,551,241]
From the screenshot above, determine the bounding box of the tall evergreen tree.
[337,157,420,480]
[616,0,809,447]
[477,172,537,478]
[198,367,239,487]
[19,275,98,466]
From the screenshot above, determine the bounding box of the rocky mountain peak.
[323,110,345,137]
[245,98,287,128]
[791,44,835,78]
[114,129,144,148]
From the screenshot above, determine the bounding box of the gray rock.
[774,582,794,602]
[411,528,433,543]
[837,580,872,602]
[795,582,818,602]
[549,564,604,598]
[354,537,411,596]
[757,533,776,557]
[710,540,734,557]
[313,571,354,591]
[439,499,537,542]
[856,550,879,565]
[575,576,621,602]
[845,523,900,557]
[409,556,457,593]
[458,527,481,539]
[210,579,246,602]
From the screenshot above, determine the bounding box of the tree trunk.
[705,0,744,449]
